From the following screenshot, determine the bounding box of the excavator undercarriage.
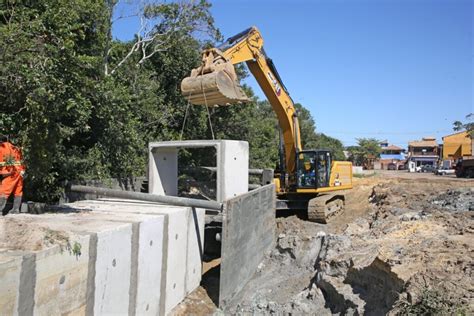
[276,193,346,224]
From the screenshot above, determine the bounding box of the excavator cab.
[296,150,332,189]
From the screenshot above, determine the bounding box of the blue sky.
[113,0,473,148]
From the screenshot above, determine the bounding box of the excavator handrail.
[218,27,254,50]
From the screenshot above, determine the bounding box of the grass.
[395,288,467,316]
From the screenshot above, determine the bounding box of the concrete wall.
[352,166,364,174]
[219,184,276,307]
[148,140,249,202]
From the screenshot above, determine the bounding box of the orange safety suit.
[0,141,25,198]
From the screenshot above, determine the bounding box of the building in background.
[407,137,439,167]
[442,131,472,163]
[374,142,406,170]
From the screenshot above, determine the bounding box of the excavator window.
[297,152,316,188]
[316,151,331,188]
[297,151,332,189]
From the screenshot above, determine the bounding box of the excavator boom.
[180,26,353,223]
[181,26,301,175]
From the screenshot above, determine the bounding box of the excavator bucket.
[181,49,250,106]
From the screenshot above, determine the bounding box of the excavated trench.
[178,178,473,315]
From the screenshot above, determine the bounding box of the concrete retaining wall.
[219,184,276,307]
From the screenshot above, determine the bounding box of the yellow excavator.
[181,26,352,223]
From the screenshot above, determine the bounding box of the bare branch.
[106,0,216,76]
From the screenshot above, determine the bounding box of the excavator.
[181,27,352,223]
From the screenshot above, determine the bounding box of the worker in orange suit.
[0,135,25,214]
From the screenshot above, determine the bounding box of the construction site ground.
[173,171,473,315]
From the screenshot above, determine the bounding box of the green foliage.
[294,103,346,161]
[1,0,347,202]
[347,138,381,166]
[395,288,466,316]
[453,113,473,138]
[1,0,109,200]
[71,241,82,257]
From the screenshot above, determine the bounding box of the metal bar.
[70,185,223,210]
[197,166,264,175]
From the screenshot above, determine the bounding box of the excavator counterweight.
[180,48,249,106]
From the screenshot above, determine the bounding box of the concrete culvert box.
[148,140,249,202]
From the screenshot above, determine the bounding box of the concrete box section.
[10,214,134,315]
[70,199,205,314]
[219,184,276,307]
[57,211,167,316]
[0,222,91,316]
[0,253,22,315]
[148,140,249,202]
[34,234,91,316]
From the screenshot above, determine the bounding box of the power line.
[321,130,453,135]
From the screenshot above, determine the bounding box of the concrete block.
[33,234,90,316]
[148,140,249,202]
[219,140,249,201]
[93,222,132,315]
[0,253,22,315]
[62,211,166,316]
[69,200,205,314]
[16,215,134,315]
[0,224,90,316]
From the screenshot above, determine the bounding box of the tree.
[293,103,346,161]
[105,0,221,75]
[347,138,381,167]
[453,113,473,138]
[313,133,346,161]
[1,0,110,200]
[0,0,221,202]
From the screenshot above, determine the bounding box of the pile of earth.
[223,181,473,315]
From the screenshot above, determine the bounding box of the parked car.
[435,167,455,176]
[421,164,436,173]
[387,163,397,170]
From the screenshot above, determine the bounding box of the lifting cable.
[203,91,215,140]
[199,66,215,140]
[180,66,216,141]
[179,93,191,140]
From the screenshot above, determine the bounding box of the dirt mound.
[176,175,473,315]
[431,187,473,211]
[223,178,474,315]
[0,217,71,251]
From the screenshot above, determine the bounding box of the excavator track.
[307,194,345,224]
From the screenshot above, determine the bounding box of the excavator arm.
[181,26,302,175]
